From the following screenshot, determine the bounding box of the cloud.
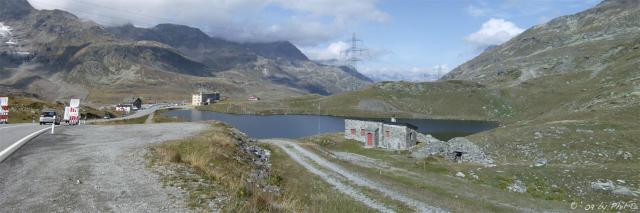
[465,18,524,48]
[360,65,450,82]
[466,5,487,17]
[465,0,601,19]
[26,0,388,46]
[302,41,350,61]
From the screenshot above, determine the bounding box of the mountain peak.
[0,0,35,20]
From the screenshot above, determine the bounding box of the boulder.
[534,158,547,167]
[507,180,527,193]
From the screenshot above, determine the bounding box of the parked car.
[39,110,61,125]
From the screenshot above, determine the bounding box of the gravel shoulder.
[263,139,446,213]
[0,123,208,212]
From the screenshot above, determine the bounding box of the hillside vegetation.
[201,0,640,205]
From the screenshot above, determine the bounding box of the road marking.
[0,124,32,130]
[0,127,51,163]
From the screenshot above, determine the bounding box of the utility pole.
[341,33,369,70]
[341,33,370,90]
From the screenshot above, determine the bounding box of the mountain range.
[0,0,371,104]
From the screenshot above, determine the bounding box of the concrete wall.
[345,119,417,150]
[345,119,382,148]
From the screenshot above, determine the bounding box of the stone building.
[344,119,419,150]
[192,92,220,106]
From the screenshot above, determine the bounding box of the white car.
[39,110,61,125]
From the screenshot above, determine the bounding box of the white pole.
[51,116,55,134]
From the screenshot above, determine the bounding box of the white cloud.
[466,5,486,17]
[360,65,450,82]
[302,41,349,61]
[26,0,388,46]
[275,0,389,23]
[465,18,524,47]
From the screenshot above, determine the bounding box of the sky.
[27,0,601,82]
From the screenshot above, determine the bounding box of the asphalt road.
[88,104,191,124]
[0,123,208,212]
[0,124,51,159]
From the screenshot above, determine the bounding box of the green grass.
[4,95,121,123]
[265,143,374,212]
[199,81,499,121]
[301,133,573,212]
[152,109,186,123]
[148,122,374,212]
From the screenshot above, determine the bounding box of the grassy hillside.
[201,80,503,121]
[4,95,124,123]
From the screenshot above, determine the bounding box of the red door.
[367,133,373,146]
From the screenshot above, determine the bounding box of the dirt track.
[263,139,447,213]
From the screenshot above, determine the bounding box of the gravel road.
[263,139,447,213]
[0,123,208,212]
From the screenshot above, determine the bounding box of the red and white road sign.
[0,97,8,123]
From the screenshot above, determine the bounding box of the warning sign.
[65,99,81,125]
[0,97,8,124]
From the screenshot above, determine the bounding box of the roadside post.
[0,97,8,124]
[51,116,55,134]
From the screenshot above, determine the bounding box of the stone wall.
[345,119,382,147]
[411,134,494,166]
[345,119,417,150]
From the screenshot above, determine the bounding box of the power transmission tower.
[341,33,369,69]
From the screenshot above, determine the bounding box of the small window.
[351,129,356,135]
[385,131,390,137]
[360,129,365,136]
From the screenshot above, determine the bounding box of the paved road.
[87,104,191,124]
[0,124,51,161]
[0,123,208,212]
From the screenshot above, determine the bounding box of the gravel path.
[264,139,447,213]
[0,123,208,212]
[268,140,395,213]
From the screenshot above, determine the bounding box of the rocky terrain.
[212,0,640,205]
[444,0,640,86]
[0,0,371,104]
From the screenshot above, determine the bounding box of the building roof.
[346,118,418,130]
[382,121,418,130]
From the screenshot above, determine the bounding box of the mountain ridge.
[0,0,371,103]
[444,0,640,86]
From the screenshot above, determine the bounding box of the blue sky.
[29,0,602,81]
[317,0,602,81]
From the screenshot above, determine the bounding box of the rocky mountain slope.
[444,0,640,87]
[0,0,371,103]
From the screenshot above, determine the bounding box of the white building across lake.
[192,92,220,106]
[344,119,419,150]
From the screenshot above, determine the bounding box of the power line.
[341,32,369,69]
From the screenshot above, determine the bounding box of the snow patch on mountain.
[0,22,12,38]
